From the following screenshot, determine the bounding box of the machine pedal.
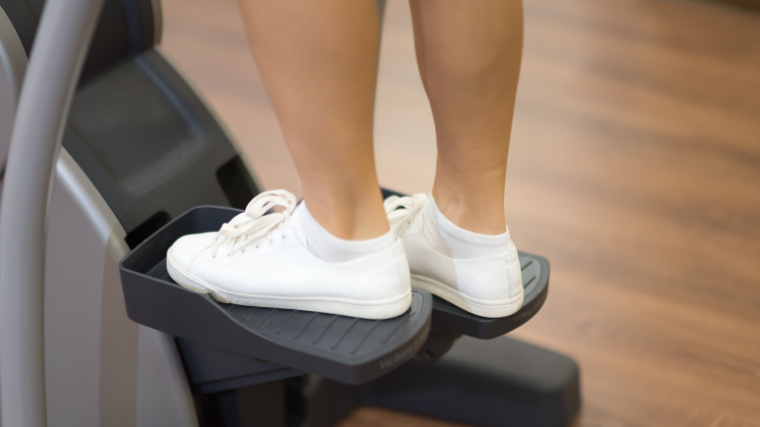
[119,206,432,385]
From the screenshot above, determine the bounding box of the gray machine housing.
[0,0,257,425]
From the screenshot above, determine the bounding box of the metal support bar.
[0,1,104,426]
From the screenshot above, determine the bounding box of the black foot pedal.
[119,206,432,385]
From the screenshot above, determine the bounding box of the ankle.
[295,202,395,263]
[302,192,389,240]
[431,188,507,235]
[421,193,511,260]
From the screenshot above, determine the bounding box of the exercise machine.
[0,0,581,425]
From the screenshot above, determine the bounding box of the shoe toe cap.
[168,232,218,268]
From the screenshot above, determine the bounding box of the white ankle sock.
[421,194,510,259]
[292,202,396,263]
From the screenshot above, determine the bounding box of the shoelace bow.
[211,189,298,258]
[383,193,427,230]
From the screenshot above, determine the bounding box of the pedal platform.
[120,206,432,385]
[119,201,549,384]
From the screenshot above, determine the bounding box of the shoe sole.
[411,274,524,318]
[166,252,412,320]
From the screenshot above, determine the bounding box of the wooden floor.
[159,0,760,425]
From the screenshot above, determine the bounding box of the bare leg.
[238,0,388,239]
[410,0,523,235]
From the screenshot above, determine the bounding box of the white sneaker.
[384,194,523,318]
[166,190,412,320]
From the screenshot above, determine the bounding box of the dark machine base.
[211,336,580,427]
[364,336,581,427]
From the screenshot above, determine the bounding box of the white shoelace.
[211,189,298,258]
[383,193,427,231]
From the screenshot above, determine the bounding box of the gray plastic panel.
[0,0,160,85]
[63,49,258,238]
[0,3,26,175]
[44,150,197,427]
[119,206,433,385]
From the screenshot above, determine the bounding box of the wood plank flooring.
[159,0,760,425]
